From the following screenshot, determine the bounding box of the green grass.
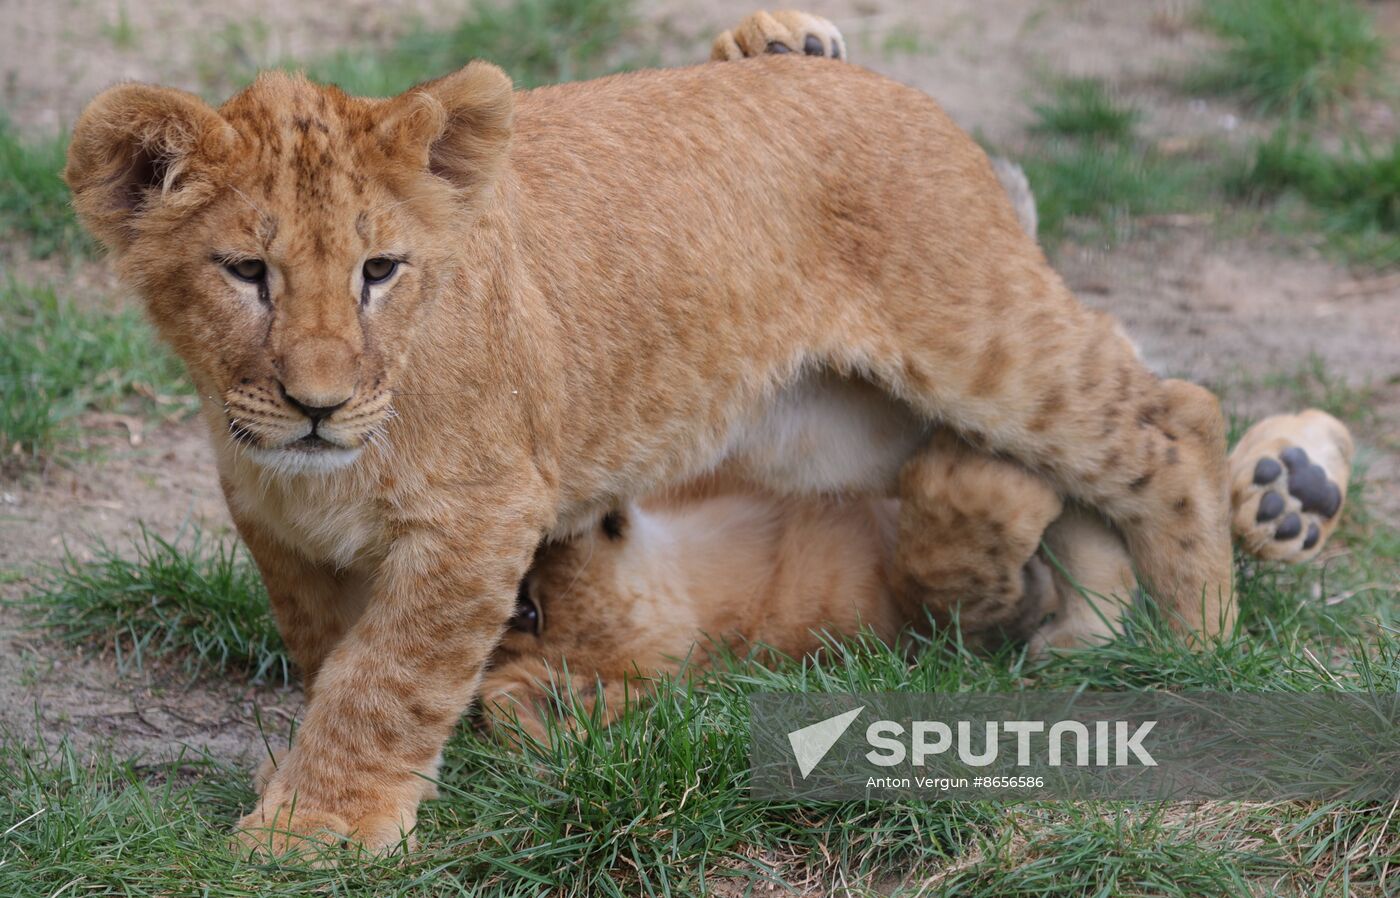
[5,486,1397,894]
[1031,78,1141,143]
[1195,0,1385,118]
[311,0,639,96]
[1017,77,1215,244]
[17,526,287,685]
[2,625,1396,895]
[1229,128,1400,267]
[929,805,1265,895]
[0,119,90,259]
[1247,353,1385,427]
[101,2,140,51]
[0,280,194,469]
[1016,8,1394,258]
[205,0,641,98]
[879,25,934,60]
[193,20,273,93]
[1021,144,1213,244]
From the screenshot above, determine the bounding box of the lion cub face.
[496,504,707,674]
[65,65,515,475]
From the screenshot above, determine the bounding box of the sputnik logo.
[787,706,864,779]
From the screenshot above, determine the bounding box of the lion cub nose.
[276,337,358,422]
[279,383,349,422]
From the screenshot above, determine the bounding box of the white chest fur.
[221,449,385,570]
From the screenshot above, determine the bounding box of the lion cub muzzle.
[223,335,394,474]
[221,292,401,474]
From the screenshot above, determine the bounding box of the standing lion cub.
[68,8,1236,855]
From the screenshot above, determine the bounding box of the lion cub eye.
[510,582,541,635]
[363,257,398,284]
[600,511,626,541]
[225,259,267,283]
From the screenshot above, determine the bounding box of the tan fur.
[488,487,906,742]
[66,17,1237,852]
[1036,507,1140,649]
[486,441,1131,741]
[486,407,1354,740]
[482,12,1357,744]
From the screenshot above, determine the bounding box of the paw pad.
[1255,490,1284,521]
[1273,512,1301,541]
[1281,446,1342,518]
[1229,409,1353,564]
[1249,443,1342,544]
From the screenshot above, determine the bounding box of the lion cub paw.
[1230,410,1353,563]
[477,671,559,747]
[233,794,416,863]
[896,434,1065,639]
[711,10,846,61]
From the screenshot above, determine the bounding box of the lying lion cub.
[485,409,1353,741]
[481,12,1357,743]
[69,3,1247,853]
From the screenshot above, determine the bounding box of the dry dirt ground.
[1,0,1398,769]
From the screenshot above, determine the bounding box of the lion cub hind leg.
[1229,410,1353,563]
[892,432,1064,644]
[1089,376,1235,636]
[711,17,1234,638]
[712,10,845,60]
[887,283,1235,639]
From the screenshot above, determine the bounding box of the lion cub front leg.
[235,501,545,858]
[233,520,361,692]
[891,432,1065,644]
[479,658,659,747]
[895,442,1140,654]
[233,511,447,806]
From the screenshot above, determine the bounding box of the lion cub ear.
[64,84,234,253]
[385,61,515,206]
